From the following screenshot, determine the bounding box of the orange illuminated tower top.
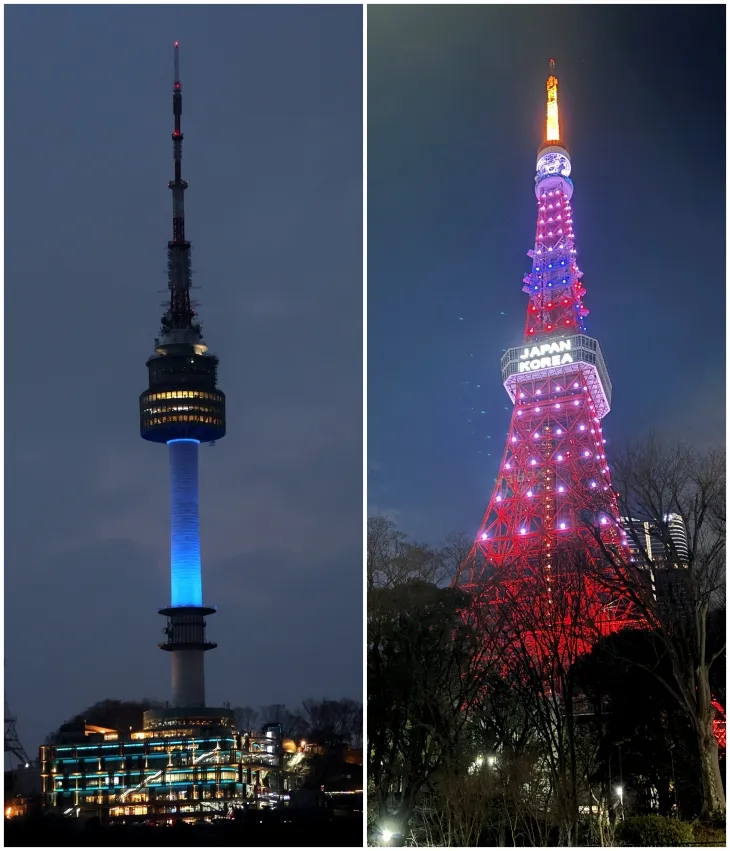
[545,58,560,144]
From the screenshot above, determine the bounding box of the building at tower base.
[40,713,290,821]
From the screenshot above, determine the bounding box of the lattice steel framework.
[455,61,635,645]
[5,698,29,768]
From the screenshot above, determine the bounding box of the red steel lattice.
[455,63,636,650]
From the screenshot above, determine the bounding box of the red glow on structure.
[712,700,726,750]
[453,70,636,660]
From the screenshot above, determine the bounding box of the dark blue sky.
[368,5,725,542]
[5,5,362,754]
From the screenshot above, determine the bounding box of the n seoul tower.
[139,43,226,708]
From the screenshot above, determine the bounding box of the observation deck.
[501,333,612,418]
[140,342,226,443]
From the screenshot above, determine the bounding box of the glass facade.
[41,724,285,821]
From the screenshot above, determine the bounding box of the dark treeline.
[46,697,362,749]
[4,808,362,847]
[368,439,726,846]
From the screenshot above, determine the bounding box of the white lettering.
[515,351,574,374]
[516,338,575,375]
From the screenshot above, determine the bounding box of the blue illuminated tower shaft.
[169,439,202,607]
[159,440,216,705]
[163,439,214,707]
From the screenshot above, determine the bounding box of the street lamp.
[616,785,624,821]
[381,829,393,844]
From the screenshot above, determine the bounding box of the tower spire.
[545,58,560,144]
[164,40,196,335]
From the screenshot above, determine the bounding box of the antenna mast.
[164,41,196,334]
[545,58,560,144]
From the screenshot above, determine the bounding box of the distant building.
[41,712,289,821]
[4,764,42,819]
[621,514,691,608]
[621,513,689,567]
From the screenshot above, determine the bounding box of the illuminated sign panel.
[501,334,612,419]
[518,339,573,373]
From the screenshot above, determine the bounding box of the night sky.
[368,6,725,541]
[5,5,362,754]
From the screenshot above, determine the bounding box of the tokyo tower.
[455,61,632,644]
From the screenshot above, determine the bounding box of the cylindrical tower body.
[169,439,202,607]
[171,649,205,707]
